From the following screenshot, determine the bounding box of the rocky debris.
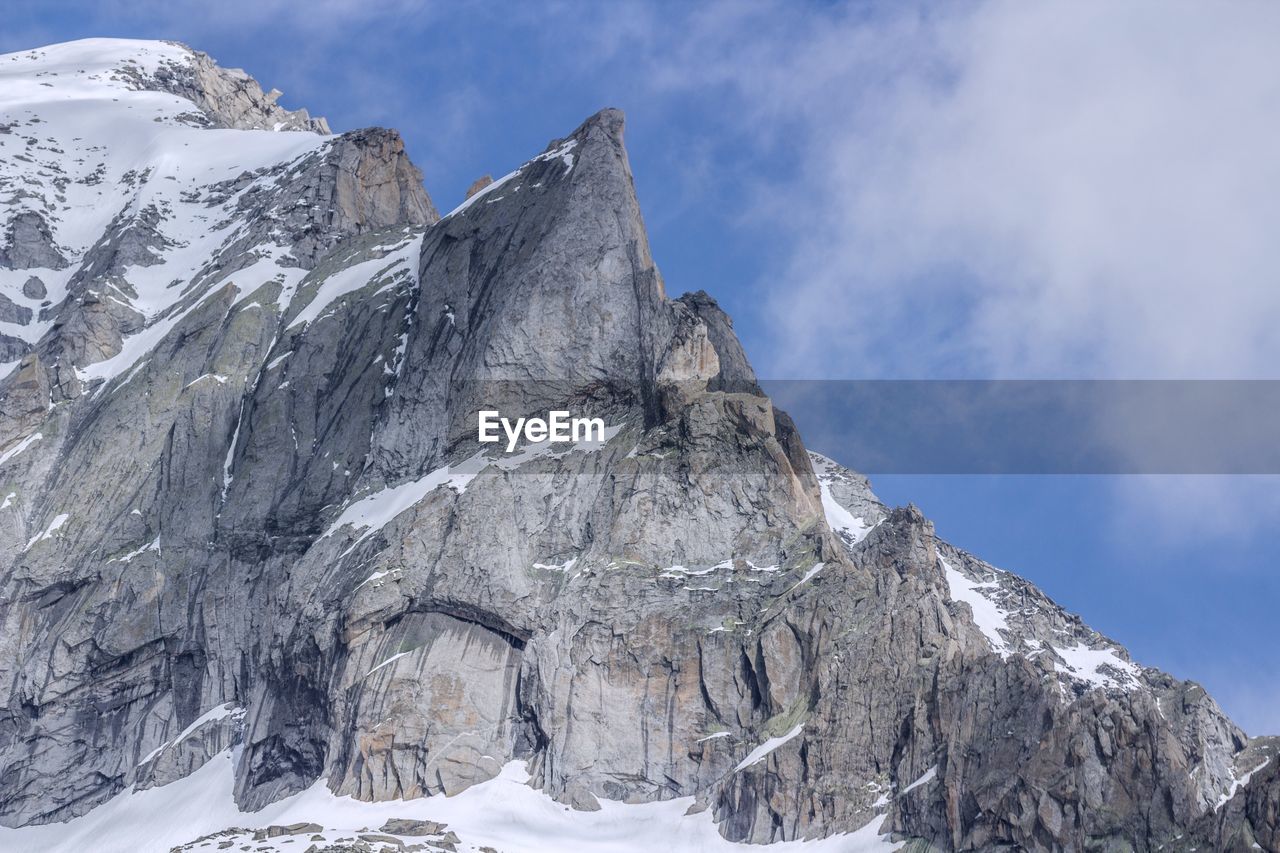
[377,819,447,836]
[464,175,493,199]
[255,822,326,839]
[171,824,455,853]
[0,38,1278,853]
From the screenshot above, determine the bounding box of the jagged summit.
[1,39,1278,853]
[1,38,329,133]
[0,38,435,450]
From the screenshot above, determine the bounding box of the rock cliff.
[0,38,1276,853]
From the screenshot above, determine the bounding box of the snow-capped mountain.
[0,39,1276,853]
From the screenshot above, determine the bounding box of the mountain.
[0,38,1276,853]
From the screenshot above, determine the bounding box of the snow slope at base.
[0,752,902,853]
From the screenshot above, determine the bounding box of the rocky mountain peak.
[0,38,435,446]
[145,42,332,134]
[0,38,1277,853]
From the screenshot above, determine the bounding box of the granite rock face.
[127,40,332,133]
[1,38,1277,852]
[0,212,68,271]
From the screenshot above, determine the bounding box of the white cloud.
[783,1,1280,376]
[635,1,1280,380]
[617,1,1280,544]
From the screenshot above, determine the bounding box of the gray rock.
[1,40,1277,853]
[121,41,331,133]
[0,333,29,362]
[378,819,447,836]
[21,276,46,300]
[255,822,325,839]
[0,294,32,326]
[0,211,67,270]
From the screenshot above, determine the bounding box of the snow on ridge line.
[810,452,874,545]
[0,747,902,853]
[445,167,522,218]
[940,554,1143,691]
[0,38,191,91]
[2,39,333,388]
[443,138,580,219]
[818,479,872,543]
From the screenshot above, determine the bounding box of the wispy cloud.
[528,1,1280,381]
[640,2,1280,380]
[596,0,1280,546]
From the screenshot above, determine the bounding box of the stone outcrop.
[0,38,1277,853]
[0,211,67,271]
[464,175,493,199]
[130,41,332,133]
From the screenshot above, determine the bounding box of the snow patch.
[1052,642,1140,691]
[533,557,578,573]
[1216,757,1272,811]
[110,536,160,563]
[818,475,871,544]
[0,748,902,853]
[366,650,414,676]
[24,512,69,551]
[286,234,422,330]
[940,555,1011,658]
[139,703,242,767]
[355,570,392,589]
[322,453,487,544]
[183,373,227,389]
[785,562,825,594]
[901,765,938,795]
[0,431,42,466]
[735,724,804,772]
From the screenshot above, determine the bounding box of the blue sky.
[5,1,1279,733]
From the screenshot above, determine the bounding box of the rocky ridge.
[0,38,1277,853]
